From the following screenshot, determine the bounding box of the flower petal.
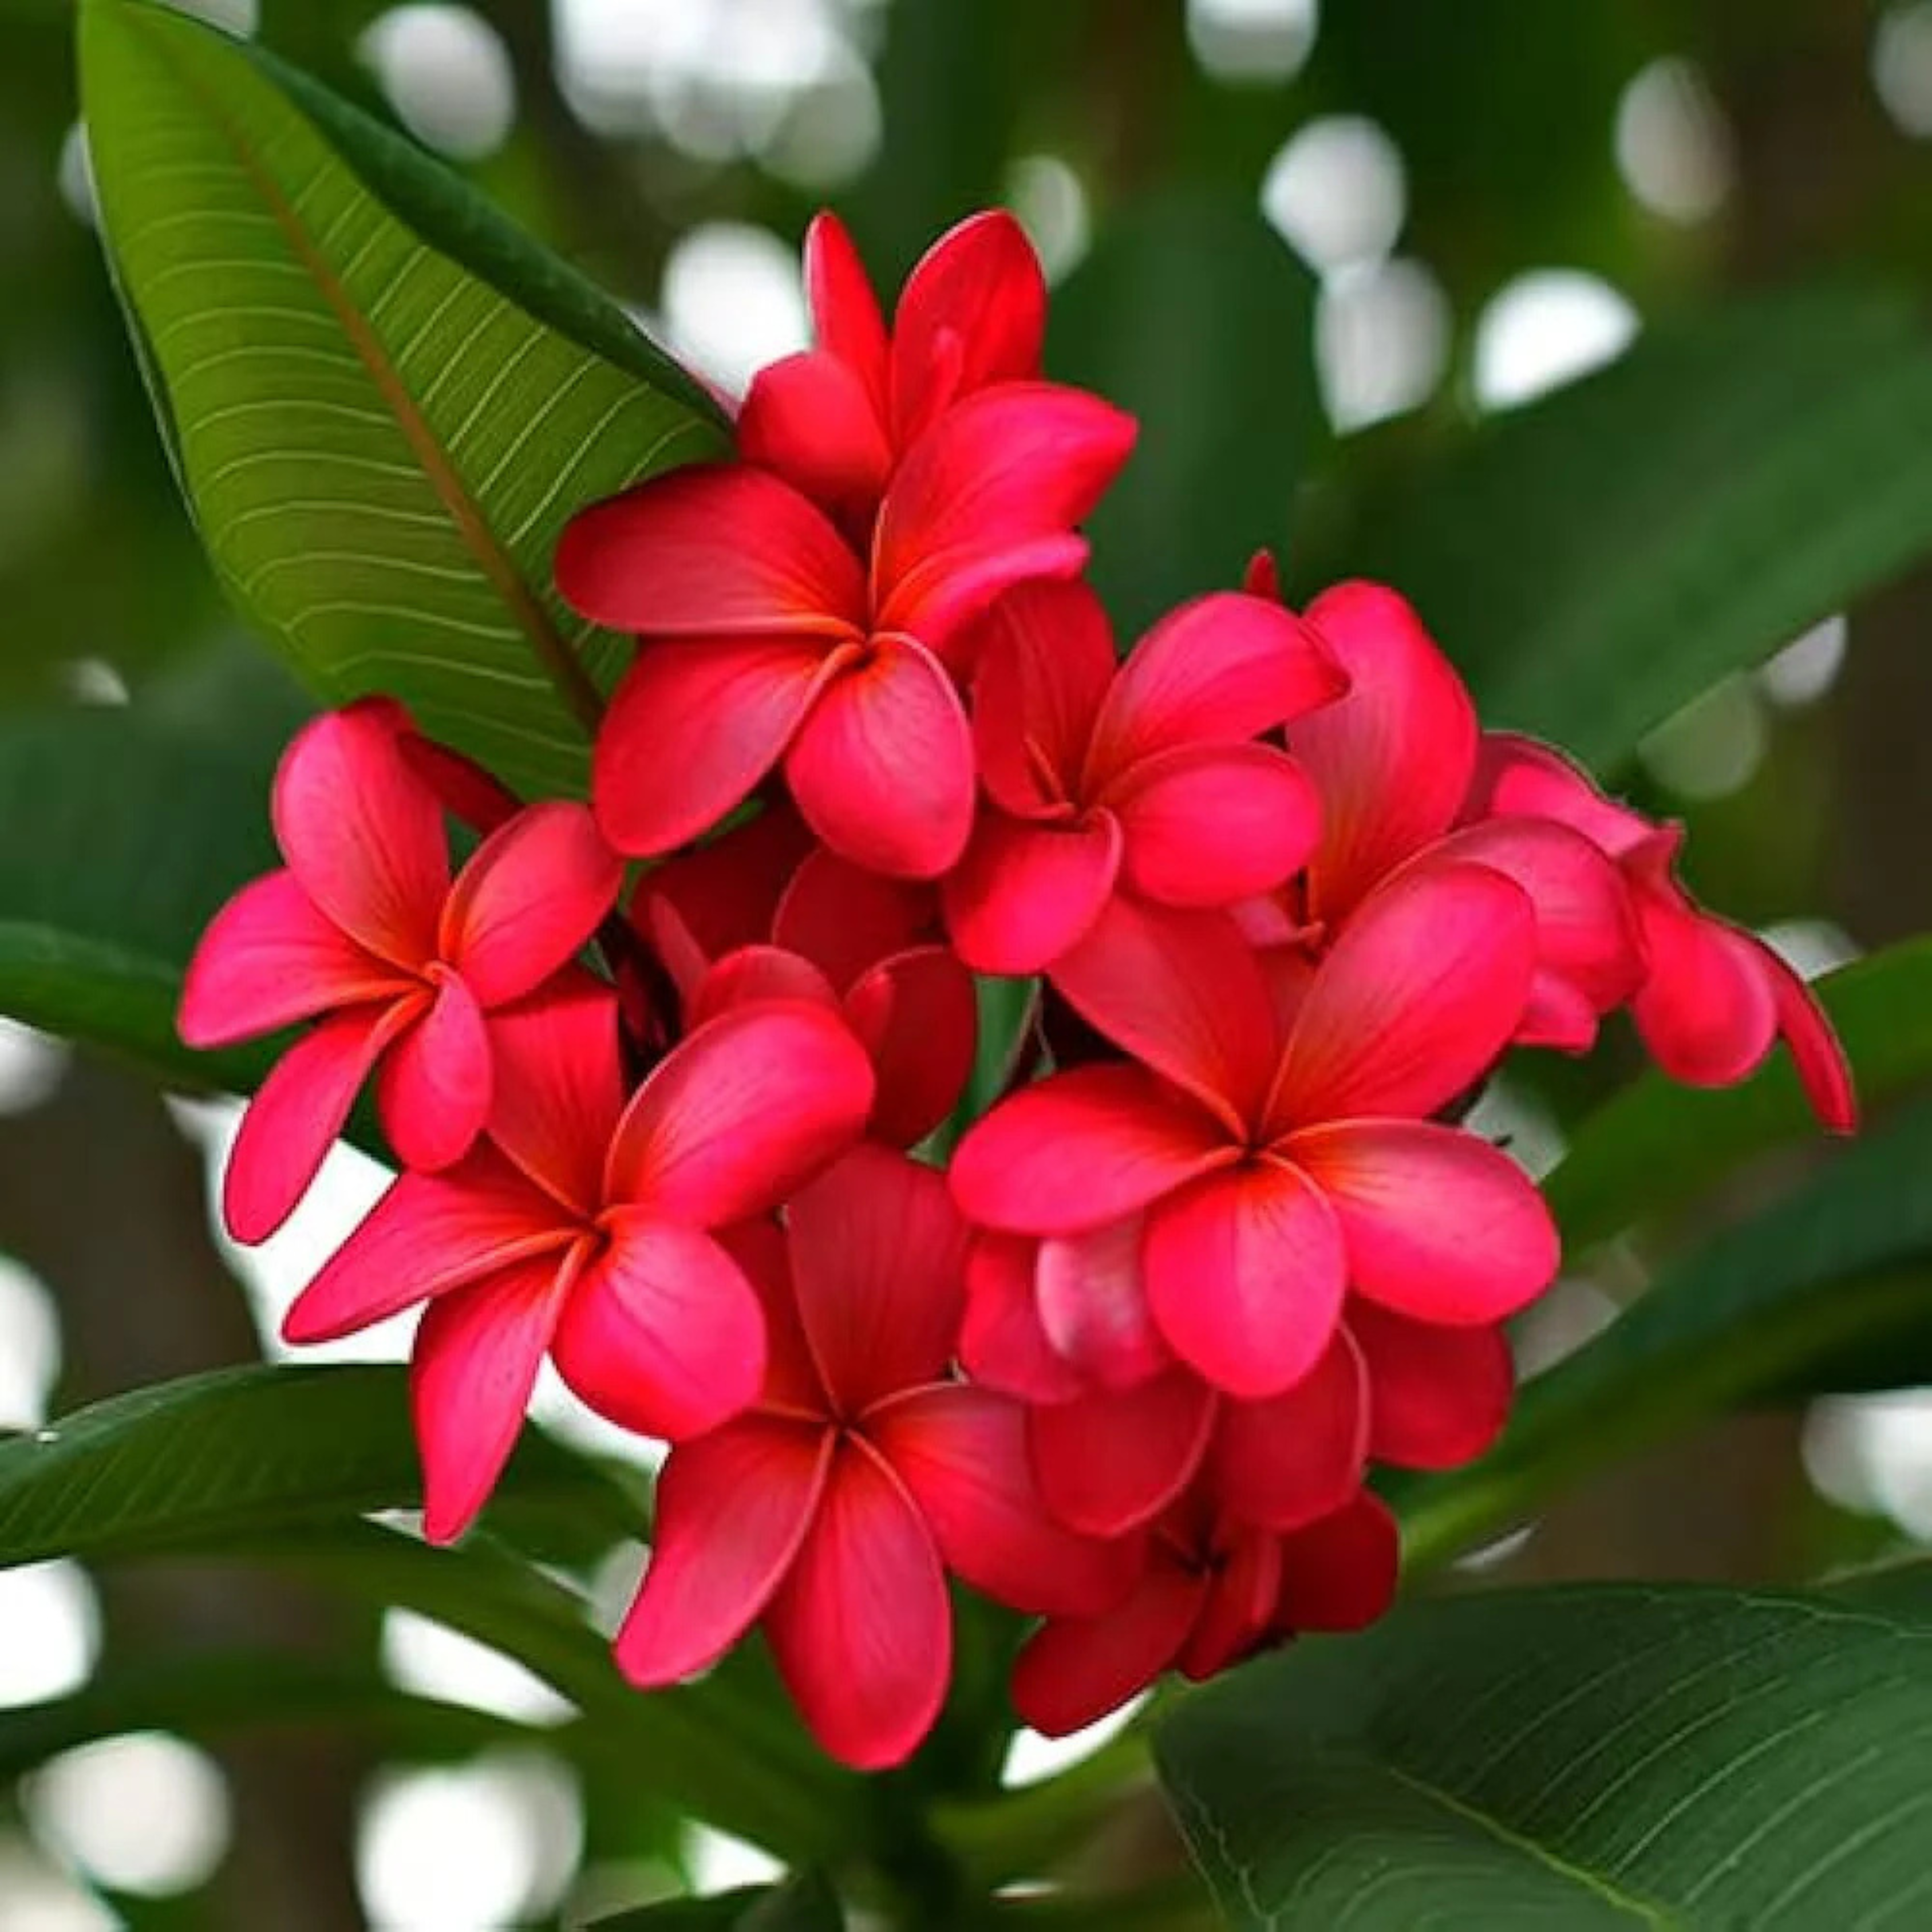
[1036,1216,1168,1392]
[1176,1528,1282,1682]
[224,1006,400,1245]
[1467,730,1652,859]
[1208,1327,1368,1532]
[1287,581,1477,919]
[764,1441,951,1770]
[783,635,975,878]
[1273,1490,1400,1633]
[803,211,888,405]
[688,945,840,1031]
[283,1141,568,1344]
[637,803,815,986]
[890,210,1046,444]
[1348,1300,1513,1469]
[1090,591,1344,777]
[1144,1161,1346,1399]
[412,1254,573,1544]
[1050,898,1278,1132]
[551,1215,766,1439]
[773,849,938,990]
[950,1063,1237,1236]
[377,971,491,1171]
[738,350,892,523]
[844,948,978,1147]
[593,637,828,859]
[1767,948,1856,1134]
[941,809,1121,975]
[438,803,622,1007]
[179,871,404,1049]
[1029,1368,1217,1536]
[271,700,448,968]
[1011,1564,1203,1737]
[1270,859,1535,1128]
[398,730,520,836]
[616,1416,831,1686]
[555,463,866,637]
[961,1235,1088,1404]
[788,1144,967,1414]
[485,981,626,1218]
[870,1384,1133,1617]
[1285,1120,1558,1325]
[1111,742,1323,908]
[607,1001,875,1223]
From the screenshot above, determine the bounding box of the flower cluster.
[181,210,1853,1771]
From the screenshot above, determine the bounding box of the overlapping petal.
[1011,1565,1204,1738]
[1029,1368,1217,1537]
[1034,1217,1167,1392]
[737,349,892,524]
[377,971,491,1171]
[1348,1301,1513,1468]
[485,983,626,1218]
[843,948,978,1146]
[942,810,1122,975]
[1208,1329,1368,1531]
[961,1236,1088,1404]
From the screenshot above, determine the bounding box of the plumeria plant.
[14,1,1932,1926]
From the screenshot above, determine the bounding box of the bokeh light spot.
[361,6,517,161]
[27,1734,231,1898]
[660,223,809,397]
[1262,116,1406,276]
[1473,270,1638,410]
[1614,57,1735,223]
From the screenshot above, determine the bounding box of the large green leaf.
[1399,1094,1932,1573]
[1549,938,1932,1254]
[80,0,728,800]
[1053,191,1322,638]
[1159,1573,1932,1930]
[1332,289,1932,769]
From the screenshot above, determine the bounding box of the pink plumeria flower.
[279,982,875,1544]
[615,1144,1133,1771]
[738,210,1050,534]
[941,579,1344,973]
[953,874,1559,1400]
[556,384,1134,880]
[179,700,623,1242]
[1467,731,1856,1132]
[1012,1483,1398,1738]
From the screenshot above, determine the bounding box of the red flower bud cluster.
[181,211,1852,1770]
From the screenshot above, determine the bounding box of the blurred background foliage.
[2,0,1932,1924]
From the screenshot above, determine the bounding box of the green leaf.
[1398,1094,1932,1574]
[1334,289,1932,768]
[0,1362,633,1568]
[1548,938,1932,1254]
[1158,1575,1932,1930]
[1053,191,1321,637]
[80,0,728,800]
[591,1874,842,1931]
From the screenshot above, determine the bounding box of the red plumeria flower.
[1467,732,1856,1132]
[953,876,1558,1400]
[280,982,875,1544]
[1012,1484,1398,1737]
[556,389,1135,879]
[179,700,622,1243]
[614,1145,1133,1771]
[1255,577,1642,1054]
[737,210,1048,533]
[645,823,978,1146]
[942,580,1345,973]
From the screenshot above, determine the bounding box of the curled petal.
[1467,730,1652,859]
[844,948,978,1147]
[412,1255,573,1545]
[1289,581,1477,918]
[377,971,491,1171]
[1348,1300,1513,1469]
[1036,1217,1167,1392]
[1269,860,1535,1129]
[555,464,866,637]
[738,350,891,523]
[593,638,828,859]
[1208,1327,1369,1532]
[1111,742,1322,909]
[1012,1564,1203,1737]
[1091,592,1345,777]
[764,1442,952,1770]
[1029,1368,1217,1536]
[224,1005,400,1245]
[942,809,1121,975]
[950,1064,1236,1237]
[615,1416,831,1686]
[784,635,975,879]
[870,1385,1134,1617]
[1285,1120,1558,1325]
[1767,949,1856,1134]
[1144,1160,1346,1399]
[607,1001,875,1223]
[1273,1491,1400,1633]
[552,1215,765,1439]
[439,803,622,1007]
[962,1235,1088,1403]
[485,982,626,1218]
[272,701,448,969]
[179,871,402,1049]
[283,1141,568,1344]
